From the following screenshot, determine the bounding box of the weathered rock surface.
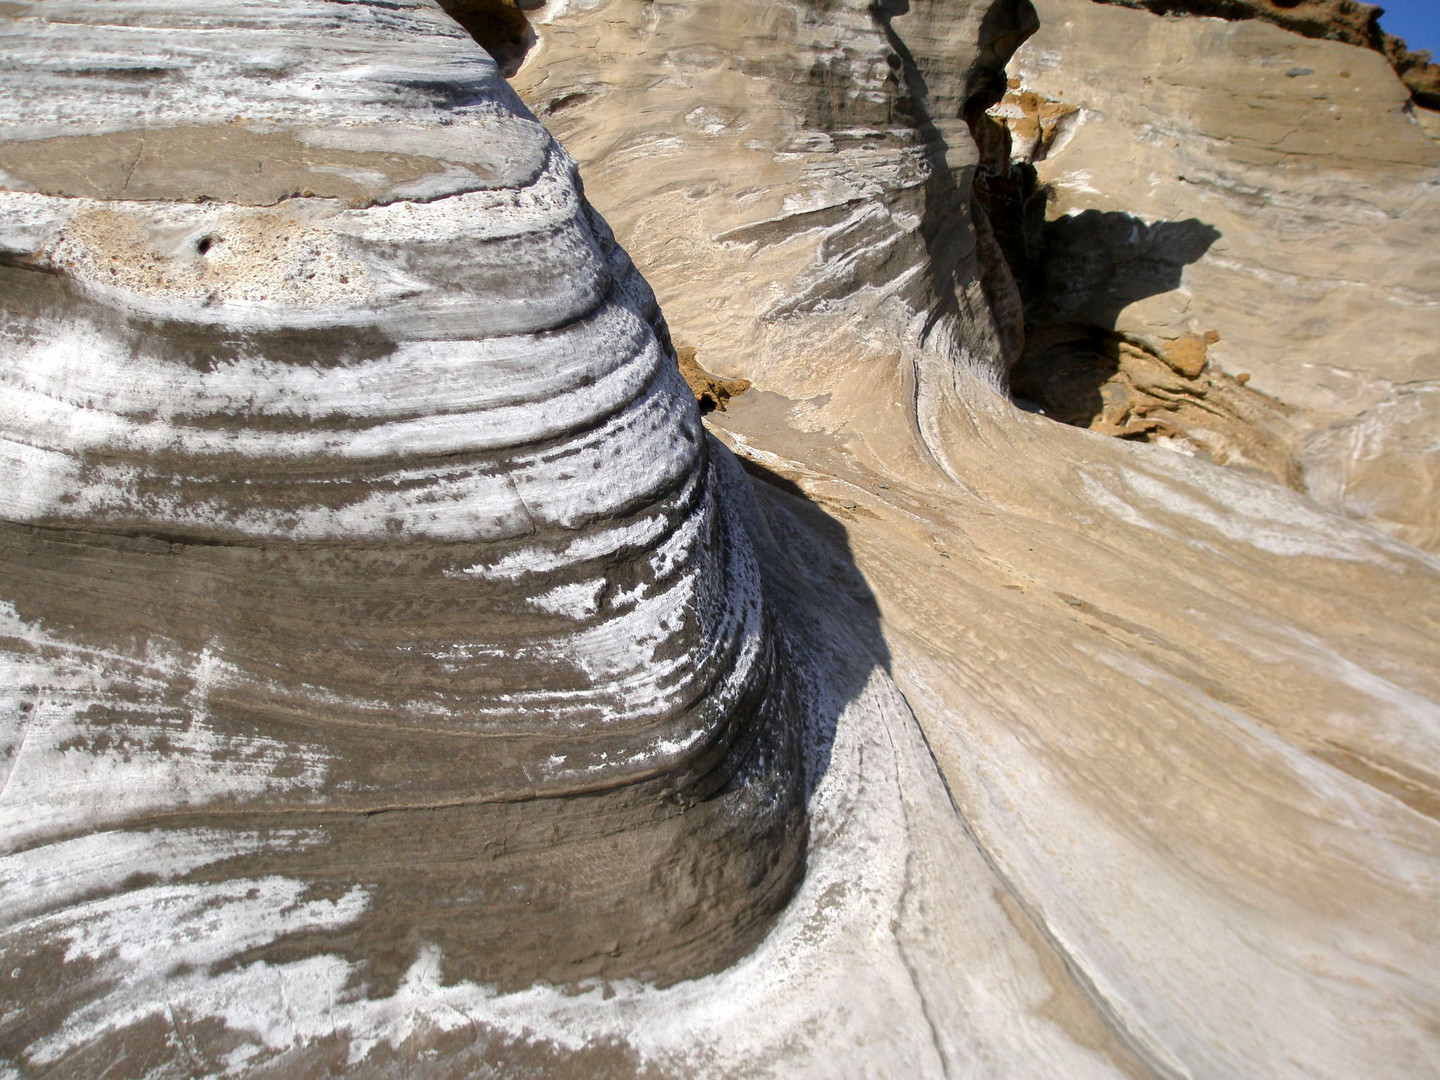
[0,0,807,1069]
[1089,0,1440,107]
[497,0,1439,1077]
[1,0,1438,1077]
[514,0,1035,442]
[1001,0,1440,547]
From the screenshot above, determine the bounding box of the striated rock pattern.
[1,0,1438,1076]
[494,1,1440,1077]
[0,0,806,1067]
[513,0,1040,455]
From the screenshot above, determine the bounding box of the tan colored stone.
[675,344,752,413]
[0,122,546,206]
[1162,333,1209,379]
[1009,0,1440,545]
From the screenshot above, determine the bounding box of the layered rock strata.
[493,3,1440,1077]
[0,0,805,1065]
[1,0,1438,1076]
[994,0,1440,546]
[513,0,1039,474]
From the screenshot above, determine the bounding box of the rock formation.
[504,1,1440,1077]
[1089,0,1440,107]
[2,0,1438,1077]
[991,0,1440,547]
[0,0,807,1068]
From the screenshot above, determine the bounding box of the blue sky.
[1377,0,1440,56]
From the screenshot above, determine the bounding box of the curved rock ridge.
[511,0,1040,491]
[0,0,806,1047]
[5,0,1439,1077]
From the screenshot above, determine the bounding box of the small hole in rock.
[196,236,215,255]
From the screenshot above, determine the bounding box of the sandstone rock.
[513,0,1036,427]
[502,1,1440,1076]
[2,0,1438,1076]
[1160,331,1212,379]
[1302,383,1440,549]
[0,0,806,1066]
[675,344,752,414]
[1003,0,1440,545]
[1090,0,1440,108]
[987,80,1082,162]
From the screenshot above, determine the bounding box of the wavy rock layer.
[0,0,805,1062]
[515,0,1037,442]
[498,2,1440,1077]
[2,0,1438,1076]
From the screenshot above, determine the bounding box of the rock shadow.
[437,0,542,78]
[731,454,891,802]
[1009,210,1221,424]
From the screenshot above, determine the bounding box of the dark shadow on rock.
[870,0,1039,347]
[1037,210,1221,328]
[436,0,542,78]
[1009,210,1220,424]
[731,454,891,802]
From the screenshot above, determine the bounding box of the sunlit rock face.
[999,0,1440,547]
[513,0,1040,465]
[1088,0,1440,107]
[496,4,1440,1079]
[0,0,806,1063]
[2,0,1439,1077]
